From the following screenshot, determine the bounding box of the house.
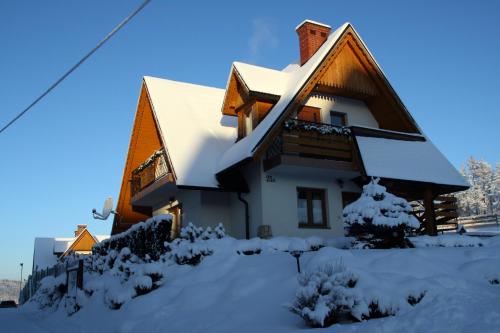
[112,20,468,239]
[32,225,108,273]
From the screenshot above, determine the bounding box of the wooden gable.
[254,25,421,159]
[312,31,420,133]
[70,229,96,252]
[61,229,97,257]
[317,40,379,97]
[222,72,251,116]
[112,83,166,234]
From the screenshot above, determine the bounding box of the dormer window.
[330,111,347,126]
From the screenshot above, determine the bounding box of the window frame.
[297,187,328,228]
[330,111,347,126]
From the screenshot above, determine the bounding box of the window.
[310,29,316,35]
[297,188,327,228]
[330,111,347,126]
[320,32,327,38]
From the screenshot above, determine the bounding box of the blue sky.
[0,0,498,280]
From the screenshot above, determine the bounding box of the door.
[168,205,182,238]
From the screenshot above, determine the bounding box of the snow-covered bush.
[289,261,362,327]
[94,214,172,260]
[237,238,262,255]
[289,260,427,328]
[343,179,420,249]
[105,284,136,310]
[172,241,204,265]
[180,222,226,242]
[168,223,217,265]
[214,223,226,239]
[180,222,204,242]
[142,263,164,288]
[133,275,153,296]
[32,275,67,309]
[306,236,326,251]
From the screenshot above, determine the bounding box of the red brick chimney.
[74,224,87,237]
[296,20,331,66]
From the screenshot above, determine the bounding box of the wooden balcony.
[131,149,173,199]
[264,119,359,172]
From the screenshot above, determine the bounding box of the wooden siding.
[70,230,97,252]
[113,83,165,234]
[317,41,379,97]
[222,72,248,116]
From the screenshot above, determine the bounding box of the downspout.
[237,192,250,239]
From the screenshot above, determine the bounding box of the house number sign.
[265,175,276,183]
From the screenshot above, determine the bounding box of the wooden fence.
[19,259,84,305]
[457,214,499,227]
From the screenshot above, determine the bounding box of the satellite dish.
[92,197,114,220]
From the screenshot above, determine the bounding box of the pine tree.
[456,157,498,216]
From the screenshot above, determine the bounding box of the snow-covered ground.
[3,235,500,333]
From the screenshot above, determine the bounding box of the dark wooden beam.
[423,186,438,236]
[350,126,425,141]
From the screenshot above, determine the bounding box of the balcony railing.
[265,119,355,167]
[131,149,170,197]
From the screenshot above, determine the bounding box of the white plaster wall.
[152,188,248,239]
[305,94,379,128]
[239,160,264,237]
[260,164,361,238]
[200,191,233,234]
[229,193,246,239]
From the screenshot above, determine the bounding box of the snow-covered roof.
[217,23,351,173]
[33,232,109,272]
[233,62,291,97]
[33,238,59,271]
[95,235,110,242]
[53,238,74,253]
[356,136,469,187]
[144,77,237,188]
[295,19,332,31]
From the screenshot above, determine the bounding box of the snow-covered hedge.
[94,214,172,260]
[343,179,420,249]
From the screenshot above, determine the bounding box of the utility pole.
[19,263,23,304]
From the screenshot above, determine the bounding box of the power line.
[0,0,152,135]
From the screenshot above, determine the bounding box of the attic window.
[310,29,316,35]
[320,32,327,37]
[330,111,347,126]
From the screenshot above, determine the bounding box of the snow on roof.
[295,19,331,31]
[144,77,237,188]
[95,235,110,243]
[233,62,291,97]
[53,237,74,253]
[217,23,350,173]
[33,238,59,271]
[356,136,469,187]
